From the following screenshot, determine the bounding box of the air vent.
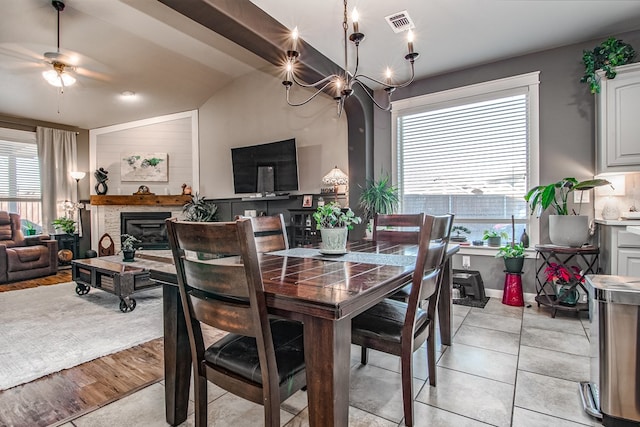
[385,10,415,33]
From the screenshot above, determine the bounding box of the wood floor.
[0,271,165,427]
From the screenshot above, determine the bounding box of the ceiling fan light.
[42,69,76,87]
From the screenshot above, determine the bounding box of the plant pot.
[555,283,579,306]
[26,229,36,236]
[504,257,524,273]
[548,215,589,247]
[122,249,136,262]
[486,237,501,247]
[320,227,348,253]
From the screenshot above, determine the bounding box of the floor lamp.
[70,171,86,237]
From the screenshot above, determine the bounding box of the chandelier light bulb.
[291,27,299,51]
[352,8,359,33]
[385,67,392,83]
[407,30,415,54]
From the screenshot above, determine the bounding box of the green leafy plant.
[495,243,526,259]
[581,37,636,94]
[52,217,76,234]
[524,177,611,216]
[313,202,362,230]
[358,174,399,222]
[121,234,141,252]
[483,229,508,240]
[183,193,218,222]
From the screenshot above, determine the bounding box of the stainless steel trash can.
[581,275,640,427]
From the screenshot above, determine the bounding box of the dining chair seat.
[204,318,305,384]
[351,298,428,345]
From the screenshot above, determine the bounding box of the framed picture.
[121,152,168,182]
[302,194,313,208]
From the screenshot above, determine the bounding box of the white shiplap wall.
[89,110,198,250]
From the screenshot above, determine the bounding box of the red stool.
[502,272,524,307]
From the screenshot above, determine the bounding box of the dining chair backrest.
[167,218,267,340]
[167,217,306,427]
[406,214,454,332]
[249,214,289,253]
[373,213,425,244]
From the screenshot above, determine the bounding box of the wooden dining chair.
[249,213,289,253]
[373,213,425,302]
[351,213,454,427]
[372,213,425,244]
[166,218,306,427]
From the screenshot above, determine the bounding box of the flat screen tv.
[231,138,299,194]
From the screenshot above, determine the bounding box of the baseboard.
[484,288,536,303]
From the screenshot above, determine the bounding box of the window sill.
[454,244,536,258]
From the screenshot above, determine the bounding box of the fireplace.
[120,212,171,250]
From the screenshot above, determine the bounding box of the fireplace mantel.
[90,195,191,206]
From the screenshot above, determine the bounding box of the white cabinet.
[618,248,640,276]
[596,62,640,175]
[598,222,640,275]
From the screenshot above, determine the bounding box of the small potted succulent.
[313,202,362,254]
[121,233,141,262]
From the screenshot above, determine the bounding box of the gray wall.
[372,29,640,292]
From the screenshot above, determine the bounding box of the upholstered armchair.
[0,211,58,283]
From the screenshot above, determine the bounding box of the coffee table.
[71,256,159,312]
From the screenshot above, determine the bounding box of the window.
[0,128,42,231]
[392,72,540,245]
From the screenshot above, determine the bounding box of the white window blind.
[0,139,40,200]
[392,72,540,244]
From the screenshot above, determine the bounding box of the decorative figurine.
[134,185,153,195]
[181,183,192,195]
[94,167,109,195]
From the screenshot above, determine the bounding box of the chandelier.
[282,0,419,116]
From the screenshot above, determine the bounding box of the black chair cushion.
[204,318,305,385]
[388,282,411,302]
[352,298,428,344]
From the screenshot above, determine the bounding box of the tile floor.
[60,298,603,426]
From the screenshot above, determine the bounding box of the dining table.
[138,239,459,427]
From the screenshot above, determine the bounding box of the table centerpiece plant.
[313,202,362,253]
[524,177,611,247]
[121,233,141,262]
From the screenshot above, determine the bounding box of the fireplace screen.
[120,212,171,250]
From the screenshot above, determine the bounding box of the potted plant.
[121,233,141,262]
[483,229,508,247]
[544,262,582,306]
[525,177,610,247]
[52,216,76,234]
[24,222,37,236]
[358,174,399,238]
[451,225,471,243]
[313,202,362,253]
[495,243,526,273]
[581,37,636,94]
[183,193,218,222]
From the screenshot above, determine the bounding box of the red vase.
[502,273,524,307]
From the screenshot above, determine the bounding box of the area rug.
[453,296,490,308]
[0,282,163,390]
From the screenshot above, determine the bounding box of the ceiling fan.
[42,0,76,90]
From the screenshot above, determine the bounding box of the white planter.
[320,227,348,253]
[548,215,589,247]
